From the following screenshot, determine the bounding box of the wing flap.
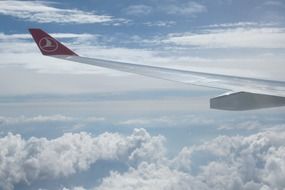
[210,92,285,110]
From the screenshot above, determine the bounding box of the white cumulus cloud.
[0,128,165,190]
[95,129,285,190]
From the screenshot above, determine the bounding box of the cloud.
[144,21,176,27]
[0,33,95,41]
[263,0,284,7]
[118,119,152,126]
[124,5,152,16]
[95,162,195,190]
[95,130,285,190]
[165,27,285,48]
[117,115,214,127]
[162,2,207,16]
[0,0,115,24]
[123,2,206,17]
[85,116,106,123]
[0,115,105,126]
[63,187,86,190]
[218,120,285,131]
[0,115,73,125]
[201,22,276,29]
[0,128,165,190]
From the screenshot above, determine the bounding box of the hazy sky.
[0,0,285,190]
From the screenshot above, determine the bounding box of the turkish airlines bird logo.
[39,37,58,52]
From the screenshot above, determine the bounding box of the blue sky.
[0,0,285,190]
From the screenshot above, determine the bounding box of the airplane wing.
[29,28,285,111]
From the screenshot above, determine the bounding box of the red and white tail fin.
[29,28,78,56]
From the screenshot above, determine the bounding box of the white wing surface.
[29,28,285,111]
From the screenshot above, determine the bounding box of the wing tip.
[29,28,78,56]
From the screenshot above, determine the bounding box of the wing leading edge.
[29,28,285,111]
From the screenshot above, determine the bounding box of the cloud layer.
[1,127,285,190]
[123,1,207,17]
[165,26,285,48]
[94,129,285,190]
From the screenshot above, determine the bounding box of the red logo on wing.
[39,37,58,52]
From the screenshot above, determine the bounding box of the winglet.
[29,28,78,56]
